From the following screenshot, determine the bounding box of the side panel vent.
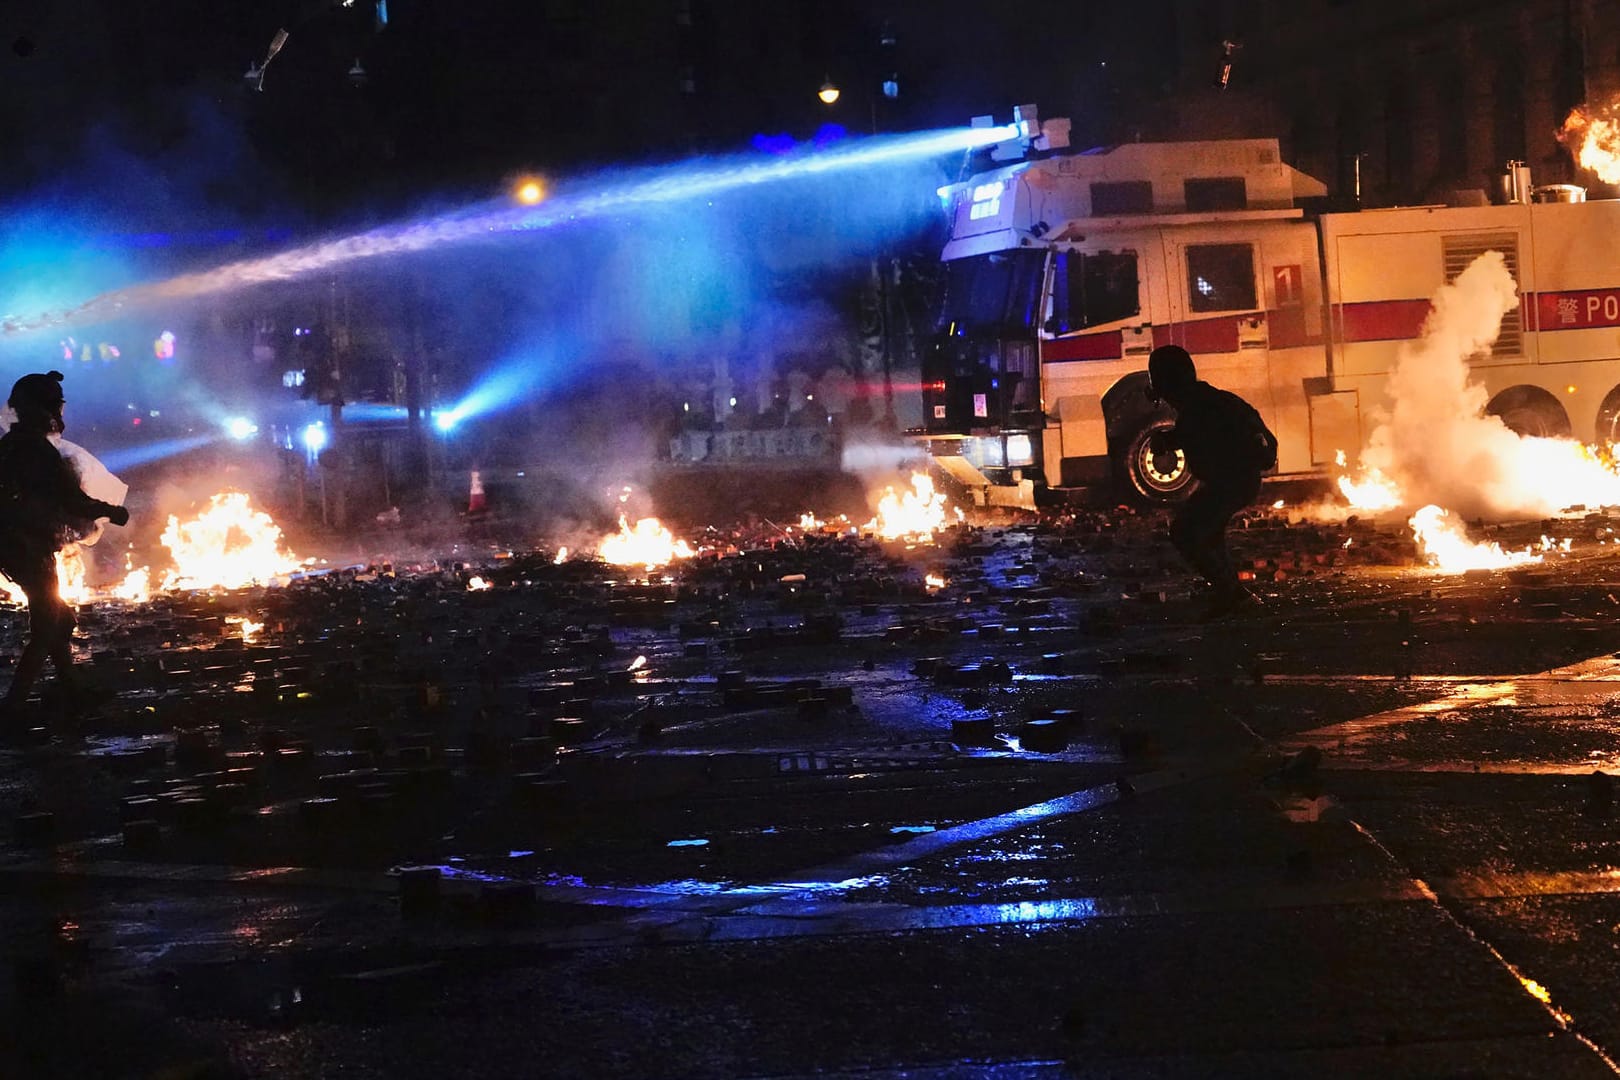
[1442,233,1521,357]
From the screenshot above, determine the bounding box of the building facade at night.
[1129,0,1620,205]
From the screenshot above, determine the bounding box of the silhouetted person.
[1148,346,1276,616]
[0,371,128,732]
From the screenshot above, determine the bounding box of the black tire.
[1598,388,1620,447]
[1494,404,1570,439]
[1486,390,1571,439]
[1117,414,1196,505]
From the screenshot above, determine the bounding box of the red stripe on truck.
[1042,330,1123,361]
[1152,316,1240,353]
[1336,299,1431,342]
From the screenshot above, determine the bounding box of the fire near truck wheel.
[1118,415,1195,504]
[1486,388,1571,439]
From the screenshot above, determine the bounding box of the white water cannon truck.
[920,106,1620,508]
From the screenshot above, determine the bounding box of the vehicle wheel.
[1486,389,1571,439]
[1117,415,1196,505]
[1494,403,1570,439]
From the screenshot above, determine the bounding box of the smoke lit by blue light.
[97,434,219,473]
[340,403,409,423]
[224,416,258,440]
[1,124,1022,334]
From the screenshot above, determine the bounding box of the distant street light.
[514,178,545,205]
[818,79,841,105]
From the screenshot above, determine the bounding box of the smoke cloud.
[1357,251,1620,518]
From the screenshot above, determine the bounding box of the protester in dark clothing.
[1147,346,1277,615]
[0,371,129,729]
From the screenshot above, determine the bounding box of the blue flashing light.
[433,410,460,433]
[811,123,848,149]
[302,422,328,453]
[751,133,798,156]
[224,417,258,441]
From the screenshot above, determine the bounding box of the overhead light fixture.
[818,79,840,105]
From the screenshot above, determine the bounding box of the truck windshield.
[1050,250,1139,332]
[937,250,1046,335]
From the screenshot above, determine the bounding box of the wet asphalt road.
[6,510,1620,1078]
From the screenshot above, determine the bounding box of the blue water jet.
[1,125,1017,337]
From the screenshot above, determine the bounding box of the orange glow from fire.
[1337,467,1402,512]
[225,616,264,644]
[0,547,92,607]
[598,515,694,570]
[111,551,151,604]
[1409,505,1543,573]
[1561,103,1620,184]
[866,473,962,542]
[158,492,302,591]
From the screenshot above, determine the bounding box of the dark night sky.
[0,1,1159,224]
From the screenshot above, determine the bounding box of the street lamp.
[815,69,900,429]
[514,178,545,205]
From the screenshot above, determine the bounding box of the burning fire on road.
[598,515,695,570]
[157,492,304,591]
[1331,253,1606,572]
[865,473,962,543]
[0,491,304,607]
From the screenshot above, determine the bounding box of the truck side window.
[1050,250,1140,333]
[1186,243,1257,312]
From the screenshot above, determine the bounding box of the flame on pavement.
[0,547,91,607]
[1336,463,1403,512]
[225,616,264,644]
[598,514,694,570]
[866,473,962,542]
[157,492,303,591]
[1409,504,1542,573]
[112,551,151,604]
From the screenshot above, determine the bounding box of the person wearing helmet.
[1147,345,1277,616]
[0,371,129,733]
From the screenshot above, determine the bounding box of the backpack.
[1249,413,1279,472]
[1222,394,1277,473]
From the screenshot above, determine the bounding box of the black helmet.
[1147,346,1196,398]
[9,370,64,413]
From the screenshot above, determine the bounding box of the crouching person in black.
[0,371,129,734]
[1147,346,1277,617]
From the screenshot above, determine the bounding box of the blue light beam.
[1,125,1020,336]
[98,433,219,472]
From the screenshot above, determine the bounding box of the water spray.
[98,433,219,473]
[2,125,1019,337]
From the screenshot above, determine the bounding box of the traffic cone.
[467,470,486,514]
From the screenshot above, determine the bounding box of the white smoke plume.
[1357,251,1620,518]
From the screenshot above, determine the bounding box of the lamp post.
[817,43,902,429]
